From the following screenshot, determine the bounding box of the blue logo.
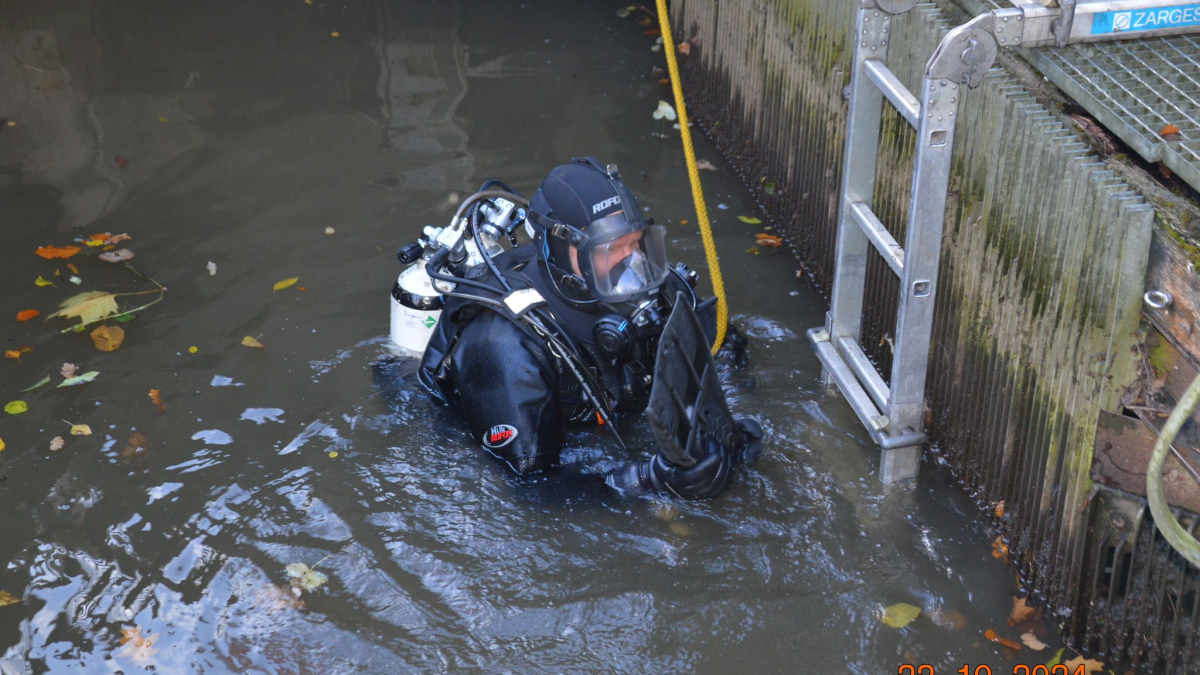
[1092,4,1200,35]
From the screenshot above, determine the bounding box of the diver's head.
[528,157,668,305]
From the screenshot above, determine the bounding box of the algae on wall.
[671,0,1153,638]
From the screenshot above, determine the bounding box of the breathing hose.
[1146,370,1200,567]
[655,0,728,356]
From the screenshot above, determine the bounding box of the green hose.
[1146,370,1200,567]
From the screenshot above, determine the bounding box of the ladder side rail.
[826,4,894,349]
[886,74,962,453]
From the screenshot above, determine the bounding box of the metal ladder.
[810,0,1200,484]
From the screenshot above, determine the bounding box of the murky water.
[1,1,1061,673]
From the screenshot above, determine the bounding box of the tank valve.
[397,242,423,264]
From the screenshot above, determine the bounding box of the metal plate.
[958,0,1200,191]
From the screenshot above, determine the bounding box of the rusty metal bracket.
[862,0,919,14]
[927,13,999,89]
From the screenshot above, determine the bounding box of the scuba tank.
[388,192,524,354]
[390,242,444,354]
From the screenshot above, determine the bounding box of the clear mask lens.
[587,225,668,301]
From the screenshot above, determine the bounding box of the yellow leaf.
[70,424,92,436]
[881,603,920,628]
[35,276,55,287]
[330,31,340,37]
[0,590,18,606]
[241,336,266,348]
[328,451,339,458]
[4,351,20,360]
[4,401,28,415]
[0,438,5,452]
[274,277,299,292]
[737,215,763,224]
[188,346,198,354]
[90,325,125,352]
[48,291,120,325]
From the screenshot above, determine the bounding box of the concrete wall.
[670,0,1156,652]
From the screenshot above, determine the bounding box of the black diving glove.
[606,418,764,500]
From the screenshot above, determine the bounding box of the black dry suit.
[416,244,755,499]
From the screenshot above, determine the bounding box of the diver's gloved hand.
[606,418,763,500]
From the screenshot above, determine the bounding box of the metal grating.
[957,0,1200,191]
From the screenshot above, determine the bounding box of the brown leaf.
[90,325,125,352]
[255,583,307,613]
[1009,596,1036,626]
[985,628,1022,651]
[1064,656,1105,674]
[61,363,78,378]
[678,42,691,55]
[994,500,1005,518]
[122,432,149,458]
[1021,632,1048,650]
[991,536,1009,560]
[756,234,783,248]
[149,389,166,413]
[49,436,64,452]
[928,608,969,630]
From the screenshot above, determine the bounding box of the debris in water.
[652,100,676,122]
[274,277,299,292]
[49,436,64,452]
[207,261,217,276]
[16,309,39,321]
[985,628,1022,650]
[91,325,125,352]
[881,603,921,628]
[149,389,166,413]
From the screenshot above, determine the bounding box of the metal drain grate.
[957,0,1200,191]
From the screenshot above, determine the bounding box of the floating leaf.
[34,245,80,260]
[207,261,217,276]
[4,401,28,415]
[0,590,18,607]
[0,439,5,453]
[737,215,762,225]
[106,233,131,245]
[881,603,921,628]
[116,626,158,662]
[273,277,299,292]
[67,263,79,274]
[4,351,19,360]
[745,247,760,255]
[328,451,339,458]
[995,500,1005,518]
[756,234,783,248]
[57,371,99,387]
[17,309,40,321]
[113,313,135,323]
[1045,648,1065,669]
[696,159,718,171]
[991,535,1008,560]
[70,424,92,436]
[1063,656,1104,674]
[68,276,82,285]
[616,5,637,18]
[48,291,119,325]
[928,608,969,630]
[149,389,166,413]
[188,345,198,354]
[35,276,55,287]
[324,227,335,235]
[241,336,265,348]
[256,583,306,613]
[61,363,77,378]
[49,436,64,452]
[985,628,1022,651]
[85,233,111,248]
[123,432,149,458]
[285,563,329,591]
[652,100,677,122]
[20,375,51,392]
[1021,632,1048,651]
[90,325,125,352]
[679,219,689,225]
[763,182,776,195]
[1009,596,1036,626]
[678,41,691,55]
[99,248,135,263]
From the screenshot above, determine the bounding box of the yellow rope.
[655,0,727,355]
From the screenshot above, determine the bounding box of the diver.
[406,157,761,499]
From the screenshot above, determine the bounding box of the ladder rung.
[863,59,919,128]
[849,202,905,276]
[807,328,889,434]
[837,336,890,411]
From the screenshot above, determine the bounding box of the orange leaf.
[16,309,40,322]
[1160,123,1180,137]
[678,42,691,55]
[4,351,20,360]
[995,500,1005,518]
[67,263,79,274]
[991,536,1008,560]
[756,234,783,248]
[985,629,1022,651]
[658,78,670,85]
[90,325,125,352]
[644,29,660,36]
[85,233,112,247]
[680,219,689,225]
[149,389,166,413]
[34,245,80,260]
[19,346,32,353]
